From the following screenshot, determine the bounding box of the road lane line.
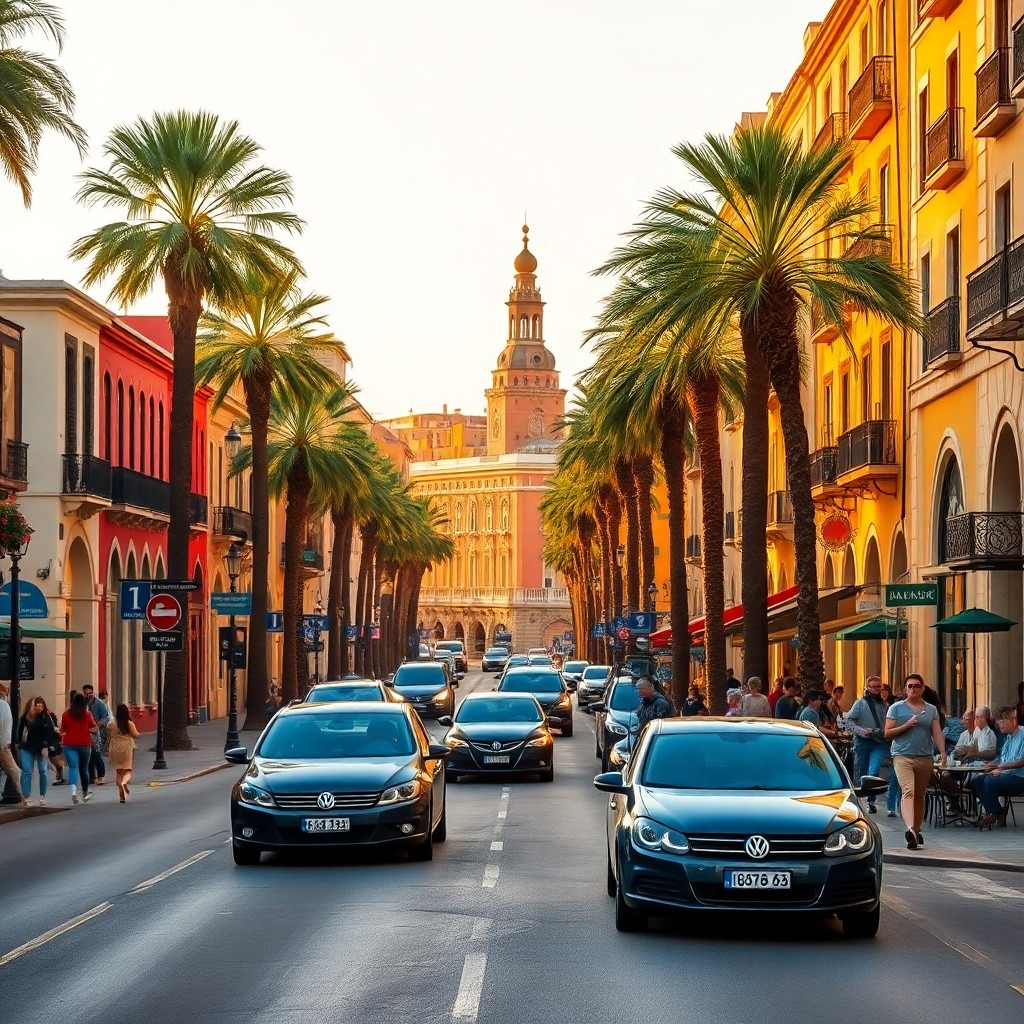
[452,952,487,1021]
[131,850,214,893]
[0,903,112,968]
[482,865,500,888]
[490,841,503,851]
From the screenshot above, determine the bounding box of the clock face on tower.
[528,411,544,438]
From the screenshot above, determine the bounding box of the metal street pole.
[224,543,242,751]
[9,547,22,764]
[153,650,167,769]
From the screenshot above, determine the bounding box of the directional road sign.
[630,612,656,634]
[146,593,183,632]
[121,579,198,619]
[616,625,631,642]
[211,592,252,615]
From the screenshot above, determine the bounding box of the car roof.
[279,701,407,718]
[461,691,540,702]
[311,679,381,688]
[648,717,819,736]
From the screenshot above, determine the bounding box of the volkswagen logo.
[491,741,503,751]
[316,792,336,810]
[745,835,770,860]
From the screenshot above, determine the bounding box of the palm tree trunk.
[242,375,272,730]
[354,523,376,676]
[600,485,623,618]
[660,394,689,709]
[615,459,640,613]
[327,500,350,679]
[370,558,383,679]
[339,512,354,675]
[163,276,202,750]
[740,319,771,688]
[281,463,311,703]
[634,454,656,602]
[689,374,727,714]
[761,296,824,691]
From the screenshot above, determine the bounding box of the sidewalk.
[0,718,242,826]
[878,807,1024,873]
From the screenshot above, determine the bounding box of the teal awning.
[0,622,85,639]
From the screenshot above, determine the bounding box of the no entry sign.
[146,593,183,632]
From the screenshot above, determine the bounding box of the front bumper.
[447,744,553,776]
[404,699,451,718]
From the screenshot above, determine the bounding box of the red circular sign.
[617,625,631,641]
[146,593,183,632]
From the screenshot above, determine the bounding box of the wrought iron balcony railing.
[924,295,961,364]
[1014,16,1024,96]
[849,56,893,139]
[810,446,839,488]
[3,440,28,483]
[214,505,252,541]
[62,454,111,498]
[967,235,1024,336]
[924,107,966,189]
[976,47,1016,136]
[943,512,1024,567]
[189,492,208,525]
[111,467,170,515]
[837,420,898,475]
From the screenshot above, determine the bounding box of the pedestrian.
[826,684,845,721]
[681,684,709,717]
[885,673,945,850]
[60,692,98,804]
[724,688,742,716]
[971,706,1024,827]
[106,703,139,804]
[739,676,772,717]
[17,696,57,806]
[635,677,672,732]
[845,675,889,815]
[81,684,110,786]
[774,679,801,720]
[46,700,67,784]
[798,690,822,727]
[0,679,28,807]
[725,667,742,692]
[767,676,784,713]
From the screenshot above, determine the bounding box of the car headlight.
[445,737,468,748]
[631,816,690,855]
[525,733,552,747]
[824,820,873,856]
[238,782,276,807]
[607,720,628,736]
[379,780,422,805]
[432,691,449,704]
[554,695,571,708]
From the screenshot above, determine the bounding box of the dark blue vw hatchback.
[595,718,885,937]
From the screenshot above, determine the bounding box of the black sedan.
[481,647,510,672]
[226,702,449,865]
[576,665,612,711]
[596,718,885,936]
[592,676,642,769]
[440,693,554,782]
[495,666,574,736]
[390,661,456,718]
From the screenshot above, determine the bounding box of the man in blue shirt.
[972,706,1024,826]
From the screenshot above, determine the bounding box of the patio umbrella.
[931,607,1017,710]
[836,616,907,641]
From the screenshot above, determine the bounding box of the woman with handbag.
[106,703,139,803]
[17,696,58,806]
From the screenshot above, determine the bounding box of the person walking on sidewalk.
[0,680,28,806]
[106,704,139,803]
[846,675,890,815]
[17,696,57,806]
[82,684,109,786]
[885,673,945,850]
[60,693,97,804]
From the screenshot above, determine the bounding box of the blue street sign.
[630,611,656,634]
[562,630,573,640]
[303,614,330,632]
[120,580,151,619]
[0,580,49,619]
[211,592,252,615]
[302,622,317,643]
[592,623,606,638]
[266,611,284,632]
[345,625,359,640]
[611,616,628,633]
[370,623,380,639]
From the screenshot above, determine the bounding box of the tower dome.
[514,224,538,274]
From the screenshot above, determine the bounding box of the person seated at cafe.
[971,706,1024,828]
[826,685,845,722]
[952,707,997,764]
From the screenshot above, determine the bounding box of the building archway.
[890,529,908,583]
[453,621,465,642]
[863,536,882,678]
[821,555,836,684]
[106,548,123,705]
[471,621,486,656]
[66,537,93,702]
[841,546,856,690]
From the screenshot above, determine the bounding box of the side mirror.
[590,702,606,713]
[593,771,629,794]
[224,747,250,765]
[855,775,888,796]
[427,743,451,758]
[437,716,453,727]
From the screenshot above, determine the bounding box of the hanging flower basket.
[0,499,33,556]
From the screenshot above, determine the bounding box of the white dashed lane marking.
[452,951,488,1021]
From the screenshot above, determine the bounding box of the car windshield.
[563,662,587,673]
[306,686,382,702]
[582,667,609,680]
[506,655,529,666]
[608,682,642,712]
[259,712,415,759]
[641,731,845,791]
[499,671,563,693]
[456,699,542,724]
[485,647,506,656]
[392,665,446,689]
[436,642,463,653]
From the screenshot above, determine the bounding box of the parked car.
[527,647,548,658]
[440,692,554,782]
[495,666,573,736]
[226,702,449,864]
[434,640,468,674]
[527,654,553,667]
[301,679,404,704]
[560,660,589,692]
[390,661,456,718]
[576,665,613,711]
[592,676,642,770]
[481,646,510,672]
[496,654,530,679]
[597,718,885,935]
[432,650,461,686]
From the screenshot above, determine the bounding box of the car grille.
[469,740,524,753]
[274,791,380,810]
[687,834,826,859]
[691,882,822,906]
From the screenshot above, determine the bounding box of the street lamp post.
[647,581,658,615]
[223,542,243,752]
[614,544,626,673]
[379,579,394,676]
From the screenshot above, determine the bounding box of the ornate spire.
[514,223,538,275]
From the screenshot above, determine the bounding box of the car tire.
[615,875,647,932]
[841,902,880,939]
[540,766,554,782]
[232,842,261,866]
[561,719,574,737]
[448,771,460,784]
[433,800,447,842]
[409,811,434,862]
[606,854,616,898]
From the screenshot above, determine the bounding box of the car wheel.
[540,766,554,782]
[433,799,447,842]
[615,875,647,932]
[232,841,261,866]
[841,902,880,939]
[409,810,434,862]
[561,719,574,737]
[606,854,616,898]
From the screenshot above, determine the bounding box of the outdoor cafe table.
[930,764,984,827]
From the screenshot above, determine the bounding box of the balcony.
[61,454,111,515]
[942,512,1024,571]
[189,492,208,528]
[214,505,252,542]
[849,57,893,140]
[923,295,961,367]
[966,236,1024,342]
[923,108,966,190]
[110,467,170,523]
[724,510,736,543]
[917,0,960,18]
[685,533,702,563]
[810,298,849,345]
[417,587,570,607]
[0,440,29,493]
[845,223,894,261]
[976,48,1017,137]
[837,420,899,488]
[766,490,794,542]
[812,113,851,171]
[280,543,324,573]
[1014,16,1024,99]
[810,446,841,497]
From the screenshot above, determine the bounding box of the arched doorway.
[936,456,968,715]
[66,538,93,703]
[454,622,465,642]
[471,621,486,656]
[841,546,857,691]
[863,537,882,678]
[106,549,123,706]
[989,425,1023,708]
[433,619,445,640]
[189,562,206,722]
[124,551,140,707]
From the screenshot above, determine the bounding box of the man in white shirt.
[952,707,998,763]
[0,680,27,805]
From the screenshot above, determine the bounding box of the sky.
[0,0,830,420]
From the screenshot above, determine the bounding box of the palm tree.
[0,1,86,205]
[71,110,304,747]
[598,125,919,692]
[196,269,347,730]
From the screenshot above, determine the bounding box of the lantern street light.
[224,422,242,462]
[647,581,658,614]
[223,541,243,751]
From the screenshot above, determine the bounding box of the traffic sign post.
[146,593,183,632]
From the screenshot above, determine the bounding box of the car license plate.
[301,817,350,833]
[724,870,791,889]
[483,755,510,764]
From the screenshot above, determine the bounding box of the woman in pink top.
[60,692,97,804]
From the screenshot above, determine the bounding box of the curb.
[145,761,232,787]
[883,850,1024,873]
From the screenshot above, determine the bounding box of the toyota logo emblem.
[745,835,770,860]
[491,741,503,751]
[316,792,335,810]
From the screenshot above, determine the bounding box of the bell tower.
[485,225,566,455]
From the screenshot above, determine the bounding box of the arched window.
[485,501,493,532]
[937,458,964,563]
[128,387,135,469]
[116,380,124,467]
[158,402,165,479]
[149,398,155,470]
[469,501,477,532]
[139,392,146,474]
[520,315,528,338]
[455,503,462,533]
[103,373,112,461]
[501,499,510,532]
[532,314,540,337]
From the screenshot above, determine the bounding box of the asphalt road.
[3,668,1023,1024]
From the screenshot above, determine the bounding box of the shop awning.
[651,585,799,649]
[0,621,85,639]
